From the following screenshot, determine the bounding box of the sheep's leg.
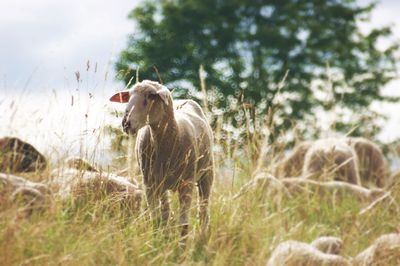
[160,191,170,226]
[145,187,161,227]
[178,182,193,238]
[198,171,213,232]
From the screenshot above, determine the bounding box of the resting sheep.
[235,174,387,206]
[273,141,313,178]
[310,236,343,255]
[272,137,388,188]
[0,173,49,215]
[353,233,400,265]
[0,137,47,173]
[51,165,143,212]
[110,80,214,238]
[266,238,351,266]
[302,138,361,185]
[65,157,99,172]
[346,137,389,188]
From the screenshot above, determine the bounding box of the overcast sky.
[0,0,138,93]
[0,0,399,163]
[0,0,399,93]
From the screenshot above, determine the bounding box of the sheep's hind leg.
[198,170,213,233]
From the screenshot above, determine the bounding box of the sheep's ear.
[109,90,131,103]
[157,86,171,106]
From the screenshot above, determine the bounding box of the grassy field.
[1,143,399,266]
[1,75,400,265]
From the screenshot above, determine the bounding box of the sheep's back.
[303,138,360,184]
[175,100,213,174]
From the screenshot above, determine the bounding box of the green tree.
[116,0,398,137]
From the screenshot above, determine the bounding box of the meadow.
[1,114,399,266]
[1,70,400,265]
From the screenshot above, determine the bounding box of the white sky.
[0,0,399,165]
[0,0,139,92]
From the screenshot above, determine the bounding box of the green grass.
[1,161,399,266]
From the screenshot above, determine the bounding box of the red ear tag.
[109,91,130,103]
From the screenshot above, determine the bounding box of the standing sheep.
[110,80,214,238]
[302,138,361,185]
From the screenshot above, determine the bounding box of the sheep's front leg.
[178,181,193,238]
[145,187,162,227]
[160,192,170,226]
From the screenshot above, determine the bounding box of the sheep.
[235,174,387,206]
[266,239,351,266]
[0,173,49,215]
[0,137,47,173]
[386,169,400,190]
[353,233,400,265]
[65,157,99,172]
[302,138,361,185]
[273,137,388,187]
[110,80,214,238]
[311,236,344,255]
[346,137,389,188]
[51,166,143,212]
[273,141,313,178]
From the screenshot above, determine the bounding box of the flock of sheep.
[1,80,400,265]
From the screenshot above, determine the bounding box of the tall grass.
[1,68,400,265]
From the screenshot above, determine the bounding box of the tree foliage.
[116,0,398,137]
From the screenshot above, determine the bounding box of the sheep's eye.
[148,93,158,100]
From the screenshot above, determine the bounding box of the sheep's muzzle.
[122,116,130,134]
[122,117,136,135]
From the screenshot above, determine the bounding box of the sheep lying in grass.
[310,236,343,255]
[353,233,400,265]
[0,137,47,173]
[110,80,214,238]
[51,164,143,213]
[346,137,389,188]
[273,141,313,178]
[0,173,49,215]
[65,157,99,172]
[267,238,351,266]
[386,169,400,190]
[302,138,361,185]
[272,137,389,188]
[235,174,387,206]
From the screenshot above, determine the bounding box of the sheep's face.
[122,91,165,134]
[110,81,171,135]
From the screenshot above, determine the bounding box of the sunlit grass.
[1,68,400,265]
[1,154,399,265]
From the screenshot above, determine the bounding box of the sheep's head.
[110,80,172,135]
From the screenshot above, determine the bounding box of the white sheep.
[346,137,389,188]
[0,173,49,215]
[310,236,343,255]
[302,138,361,185]
[266,239,351,266]
[235,174,387,206]
[110,80,214,238]
[353,233,400,265]
[273,141,313,178]
[273,137,389,188]
[51,166,143,213]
